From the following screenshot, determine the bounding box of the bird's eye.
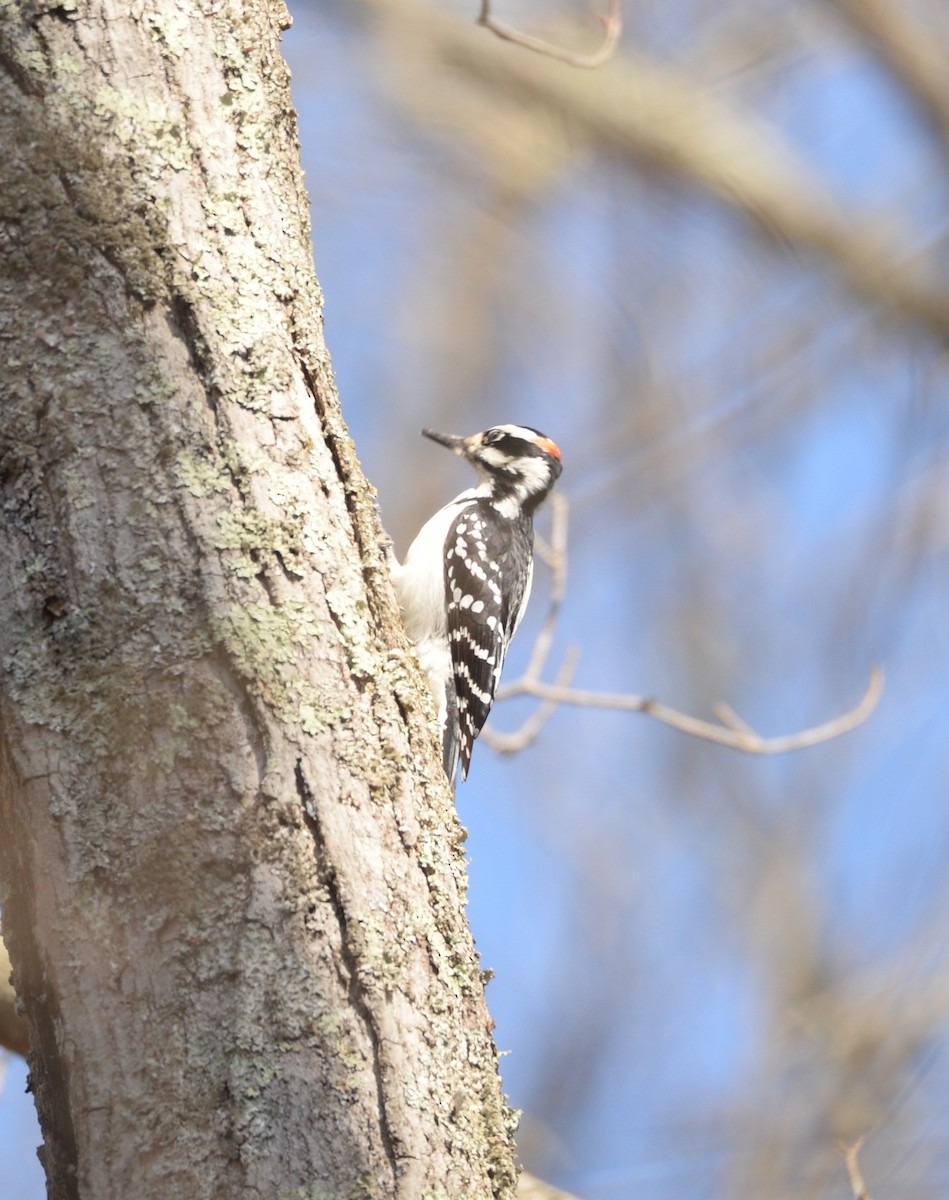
[483,430,503,445]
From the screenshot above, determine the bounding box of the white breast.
[393,499,457,641]
[392,493,477,724]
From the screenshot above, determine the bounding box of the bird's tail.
[442,679,460,791]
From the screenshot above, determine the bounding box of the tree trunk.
[0,2,516,1196]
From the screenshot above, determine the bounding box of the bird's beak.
[422,428,470,456]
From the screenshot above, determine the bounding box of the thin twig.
[836,1135,873,1200]
[477,0,622,69]
[712,701,756,735]
[824,0,949,154]
[521,491,568,681]
[482,645,580,755]
[481,493,571,755]
[517,1168,584,1200]
[487,494,884,756]
[499,664,883,754]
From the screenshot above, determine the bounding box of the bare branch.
[825,0,949,153]
[836,1135,873,1200]
[712,700,756,736]
[520,491,568,682]
[517,1169,584,1200]
[500,664,884,754]
[477,0,622,69]
[355,0,949,340]
[481,644,580,755]
[481,492,573,755]
[488,494,883,756]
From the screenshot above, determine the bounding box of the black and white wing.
[444,501,533,778]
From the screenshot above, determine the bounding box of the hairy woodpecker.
[392,424,563,783]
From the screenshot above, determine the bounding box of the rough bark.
[0,2,516,1197]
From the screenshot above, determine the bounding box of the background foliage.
[4,1,949,1196]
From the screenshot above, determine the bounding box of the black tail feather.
[443,680,459,791]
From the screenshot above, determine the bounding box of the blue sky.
[4,3,949,1197]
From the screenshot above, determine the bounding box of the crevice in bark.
[167,290,221,421]
[299,361,390,594]
[294,756,400,1191]
[300,364,359,527]
[210,645,269,785]
[0,45,45,98]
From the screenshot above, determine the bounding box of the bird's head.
[422,424,562,514]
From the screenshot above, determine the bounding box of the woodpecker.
[392,424,563,783]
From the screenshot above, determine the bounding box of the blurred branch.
[837,1135,873,1200]
[358,0,949,341]
[501,656,883,754]
[477,0,622,69]
[487,495,884,755]
[0,935,28,1058]
[517,1170,583,1200]
[825,0,949,152]
[483,645,580,754]
[481,492,573,754]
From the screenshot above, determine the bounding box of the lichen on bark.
[0,2,517,1196]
